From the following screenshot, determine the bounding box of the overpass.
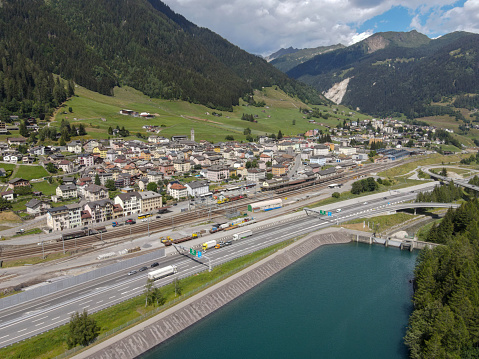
[304,202,460,219]
[422,167,479,192]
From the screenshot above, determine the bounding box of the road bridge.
[422,167,479,192]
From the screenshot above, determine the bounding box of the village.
[0,115,457,234]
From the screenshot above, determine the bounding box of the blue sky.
[162,0,478,55]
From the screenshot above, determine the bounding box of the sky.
[161,0,479,56]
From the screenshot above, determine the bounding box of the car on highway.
[224,241,232,246]
[139,266,148,272]
[151,262,159,268]
[336,208,342,212]
[125,219,136,224]
[363,202,368,205]
[141,218,148,222]
[127,270,137,276]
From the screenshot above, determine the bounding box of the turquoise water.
[141,242,417,358]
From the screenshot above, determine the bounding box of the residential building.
[147,171,163,184]
[66,203,82,228]
[272,164,286,177]
[83,184,108,202]
[313,145,329,156]
[185,180,209,197]
[67,140,83,153]
[169,183,188,200]
[26,199,51,215]
[246,168,266,182]
[138,191,163,213]
[173,160,191,174]
[1,190,15,201]
[206,165,229,182]
[310,155,327,166]
[58,160,74,173]
[84,199,113,223]
[47,206,70,231]
[8,178,30,190]
[78,154,95,167]
[114,192,141,216]
[338,147,357,156]
[56,184,78,199]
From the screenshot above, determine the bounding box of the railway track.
[0,162,397,261]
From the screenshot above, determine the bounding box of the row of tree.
[415,180,463,203]
[350,177,379,195]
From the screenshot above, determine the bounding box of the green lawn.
[341,213,420,233]
[11,198,29,211]
[32,180,57,196]
[0,163,16,171]
[15,165,49,181]
[379,153,470,178]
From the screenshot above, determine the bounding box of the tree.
[14,186,33,196]
[147,182,158,192]
[292,119,296,125]
[105,179,116,191]
[243,127,251,135]
[265,173,273,180]
[19,120,28,137]
[66,310,100,349]
[277,130,283,140]
[332,192,340,198]
[174,277,183,296]
[68,106,73,113]
[78,124,86,136]
[144,278,155,307]
[440,167,448,177]
[225,135,234,141]
[0,197,13,211]
[94,174,101,186]
[46,162,57,173]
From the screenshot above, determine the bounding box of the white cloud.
[412,0,479,35]
[161,0,477,55]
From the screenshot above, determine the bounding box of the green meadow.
[54,85,372,143]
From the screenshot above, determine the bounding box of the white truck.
[202,240,217,250]
[147,265,177,280]
[232,230,253,241]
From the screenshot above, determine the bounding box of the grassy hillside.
[54,85,370,142]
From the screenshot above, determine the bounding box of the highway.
[0,188,432,348]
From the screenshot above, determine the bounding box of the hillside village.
[0,115,461,233]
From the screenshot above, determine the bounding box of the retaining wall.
[73,230,351,359]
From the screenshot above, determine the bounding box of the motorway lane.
[0,192,422,348]
[0,217,325,347]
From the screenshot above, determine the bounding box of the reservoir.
[141,242,417,358]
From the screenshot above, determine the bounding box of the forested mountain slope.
[286,31,479,117]
[0,0,324,120]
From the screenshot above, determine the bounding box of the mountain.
[265,47,300,62]
[0,0,325,121]
[286,30,479,117]
[270,44,345,72]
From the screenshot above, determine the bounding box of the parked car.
[127,270,137,276]
[156,215,161,219]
